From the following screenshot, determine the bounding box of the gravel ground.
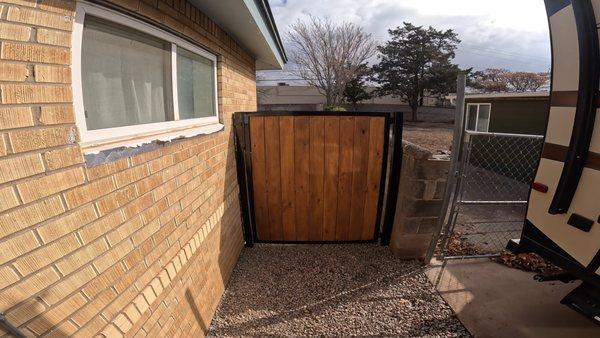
[208,244,470,337]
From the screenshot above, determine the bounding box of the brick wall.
[389,141,450,260]
[0,0,256,336]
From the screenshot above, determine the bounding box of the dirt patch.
[403,122,454,153]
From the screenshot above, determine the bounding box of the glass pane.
[466,105,478,131]
[82,17,173,130]
[477,105,490,132]
[177,47,216,119]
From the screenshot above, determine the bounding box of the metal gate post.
[380,111,404,245]
[233,113,255,247]
[425,74,467,262]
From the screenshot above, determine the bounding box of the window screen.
[177,47,216,120]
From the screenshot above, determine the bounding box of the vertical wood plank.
[264,116,283,241]
[249,116,269,240]
[362,117,386,240]
[294,116,311,241]
[279,116,296,241]
[309,116,325,241]
[323,116,340,241]
[348,116,371,240]
[336,116,355,240]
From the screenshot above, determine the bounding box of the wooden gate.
[234,112,400,243]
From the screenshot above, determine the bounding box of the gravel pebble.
[208,244,470,337]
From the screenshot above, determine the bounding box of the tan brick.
[113,313,133,333]
[86,158,129,181]
[0,62,29,81]
[78,211,123,244]
[0,186,19,212]
[37,204,97,243]
[45,320,78,338]
[0,41,70,64]
[81,261,125,299]
[36,28,71,47]
[55,238,109,275]
[96,185,137,216]
[0,195,64,239]
[0,267,60,310]
[0,83,72,104]
[28,292,87,335]
[0,136,6,156]
[6,298,45,327]
[101,324,124,338]
[106,216,143,246]
[34,64,71,83]
[44,145,83,170]
[39,0,76,15]
[0,153,45,184]
[63,176,116,208]
[13,233,81,276]
[72,287,116,327]
[93,239,134,273]
[73,316,108,338]
[0,22,31,41]
[0,106,34,130]
[0,265,19,289]
[40,265,96,305]
[133,294,149,314]
[123,303,141,323]
[0,231,40,265]
[6,6,73,31]
[1,0,36,7]
[114,164,149,188]
[9,126,73,152]
[17,167,85,203]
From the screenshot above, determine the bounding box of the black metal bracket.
[548,0,600,214]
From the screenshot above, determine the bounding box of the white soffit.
[189,0,286,70]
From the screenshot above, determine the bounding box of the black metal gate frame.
[233,111,404,246]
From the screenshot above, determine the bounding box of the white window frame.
[72,2,220,151]
[465,103,491,132]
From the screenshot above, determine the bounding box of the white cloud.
[267,0,551,73]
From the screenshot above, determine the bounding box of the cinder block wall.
[0,0,255,336]
[390,141,450,260]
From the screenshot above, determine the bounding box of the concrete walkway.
[425,259,599,337]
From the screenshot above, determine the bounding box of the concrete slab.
[425,258,599,337]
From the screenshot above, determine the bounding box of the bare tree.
[470,68,549,93]
[505,71,549,92]
[287,16,377,107]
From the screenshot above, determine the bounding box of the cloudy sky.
[260,0,551,84]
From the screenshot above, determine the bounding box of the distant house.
[258,84,454,122]
[258,84,443,111]
[463,92,550,135]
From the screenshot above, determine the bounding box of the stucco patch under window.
[72,2,220,152]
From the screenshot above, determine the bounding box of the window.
[73,2,219,150]
[465,103,491,132]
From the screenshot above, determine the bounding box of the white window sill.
[81,122,225,154]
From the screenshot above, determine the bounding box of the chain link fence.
[439,131,544,259]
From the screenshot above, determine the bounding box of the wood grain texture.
[362,117,385,240]
[264,116,283,240]
[336,116,355,241]
[309,116,325,241]
[349,116,371,240]
[323,116,340,240]
[249,116,269,240]
[279,116,296,241]
[294,116,311,241]
[249,115,386,242]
